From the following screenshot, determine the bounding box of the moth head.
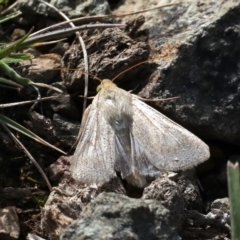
[96,79,116,92]
[94,60,149,93]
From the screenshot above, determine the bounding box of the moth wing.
[113,128,161,179]
[114,131,132,178]
[131,97,210,172]
[71,101,116,185]
[130,133,162,176]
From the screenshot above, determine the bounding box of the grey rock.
[210,197,229,214]
[175,172,203,212]
[47,156,72,183]
[62,27,150,93]
[50,42,70,56]
[181,197,230,239]
[0,207,20,240]
[187,207,230,230]
[41,183,84,240]
[17,0,110,19]
[0,187,31,200]
[52,113,79,148]
[116,0,240,144]
[25,111,56,143]
[50,94,80,120]
[42,179,125,240]
[142,176,185,229]
[11,28,26,41]
[60,192,179,240]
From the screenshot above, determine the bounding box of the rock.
[142,176,185,229]
[42,179,125,240]
[114,0,240,145]
[17,0,111,20]
[20,53,61,84]
[52,113,80,148]
[60,192,180,240]
[187,206,230,230]
[11,28,26,41]
[210,198,230,216]
[41,183,87,240]
[50,94,80,120]
[25,111,56,144]
[49,42,70,56]
[47,156,72,183]
[175,172,203,212]
[181,197,230,239]
[0,207,20,240]
[0,187,31,200]
[61,27,150,93]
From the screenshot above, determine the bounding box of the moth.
[71,79,210,187]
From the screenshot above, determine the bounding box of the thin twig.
[38,0,89,115]
[1,123,52,191]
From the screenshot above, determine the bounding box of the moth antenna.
[135,96,180,102]
[111,60,149,82]
[55,67,102,82]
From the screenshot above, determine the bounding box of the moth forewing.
[131,96,210,171]
[70,90,116,185]
[71,79,210,187]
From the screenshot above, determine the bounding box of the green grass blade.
[0,61,63,92]
[227,161,240,240]
[0,11,21,24]
[0,77,23,88]
[2,52,33,64]
[0,60,31,85]
[0,27,33,59]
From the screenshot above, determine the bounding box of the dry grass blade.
[24,23,125,47]
[32,38,67,47]
[0,1,19,15]
[0,96,56,108]
[1,123,52,191]
[0,113,66,155]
